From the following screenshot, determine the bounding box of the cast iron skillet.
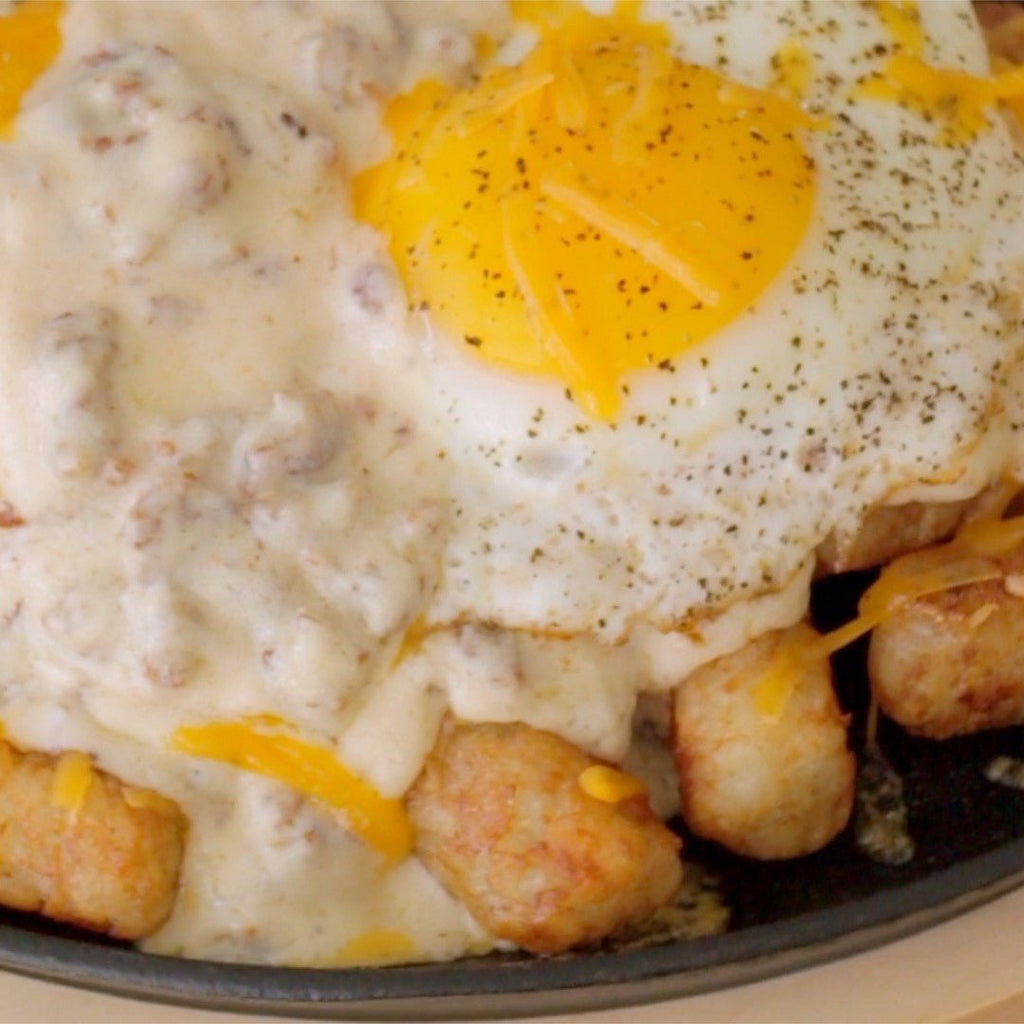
[0,571,1020,1020]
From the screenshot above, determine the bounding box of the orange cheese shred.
[757,515,1024,718]
[861,1,1024,145]
[578,763,649,803]
[173,718,413,862]
[0,2,64,139]
[537,168,725,307]
[51,750,94,814]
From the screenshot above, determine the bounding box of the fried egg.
[350,0,1024,654]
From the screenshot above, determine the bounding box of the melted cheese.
[0,2,63,138]
[756,516,1024,719]
[578,763,649,803]
[353,1,816,419]
[173,718,413,862]
[862,0,1024,143]
[334,929,416,966]
[50,750,93,813]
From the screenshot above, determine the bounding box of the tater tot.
[673,624,855,860]
[976,2,1024,63]
[407,720,683,955]
[0,741,187,940]
[816,499,971,575]
[868,548,1024,739]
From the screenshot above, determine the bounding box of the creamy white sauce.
[0,0,1021,965]
[0,0,502,965]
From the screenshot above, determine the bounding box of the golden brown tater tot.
[407,720,682,955]
[0,741,186,940]
[868,547,1024,739]
[673,624,855,860]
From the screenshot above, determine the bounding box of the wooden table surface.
[0,883,1021,1023]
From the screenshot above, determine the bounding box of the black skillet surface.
[0,570,1020,1019]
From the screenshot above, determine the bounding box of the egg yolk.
[353,2,816,419]
[0,2,64,139]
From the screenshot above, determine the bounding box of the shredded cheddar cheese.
[391,616,435,669]
[123,784,182,815]
[0,2,64,139]
[578,763,649,803]
[862,0,1024,143]
[757,515,1024,718]
[537,169,725,308]
[770,39,815,103]
[955,515,1024,558]
[551,51,588,131]
[352,0,816,420]
[173,718,413,862]
[753,639,809,720]
[50,750,94,813]
[875,0,925,56]
[459,73,555,136]
[0,742,15,778]
[334,929,417,966]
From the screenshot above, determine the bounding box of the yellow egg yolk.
[173,716,413,862]
[0,2,63,139]
[861,0,1024,144]
[353,1,816,420]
